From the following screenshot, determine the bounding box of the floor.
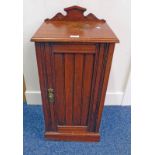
[23,104,131,155]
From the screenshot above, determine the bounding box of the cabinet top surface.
[31,6,119,43]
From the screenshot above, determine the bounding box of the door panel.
[64,54,74,125]
[46,44,97,130]
[81,55,94,125]
[54,54,65,125]
[73,54,84,125]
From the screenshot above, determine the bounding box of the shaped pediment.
[45,6,105,22]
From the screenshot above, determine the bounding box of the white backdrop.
[23,0,131,105]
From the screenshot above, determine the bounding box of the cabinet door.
[47,43,99,130]
[36,43,110,132]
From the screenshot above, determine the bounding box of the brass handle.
[47,88,54,104]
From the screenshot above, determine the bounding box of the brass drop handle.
[47,88,54,104]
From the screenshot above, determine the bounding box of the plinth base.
[45,131,100,142]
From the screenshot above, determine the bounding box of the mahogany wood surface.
[52,44,96,53]
[44,43,57,131]
[54,54,65,125]
[32,6,119,141]
[31,6,119,43]
[81,55,94,125]
[35,43,52,131]
[45,6,105,22]
[88,44,107,131]
[58,125,87,133]
[73,54,84,125]
[45,131,100,142]
[95,43,115,132]
[64,54,74,125]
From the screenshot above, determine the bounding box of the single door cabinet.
[31,6,119,142]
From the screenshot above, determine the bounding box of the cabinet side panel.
[87,46,99,131]
[81,54,94,125]
[73,54,84,125]
[65,54,74,125]
[88,44,106,131]
[35,42,52,131]
[95,43,115,131]
[54,54,65,125]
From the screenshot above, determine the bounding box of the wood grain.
[87,45,99,131]
[45,6,105,22]
[54,54,65,125]
[53,44,96,53]
[81,54,94,125]
[45,131,100,142]
[35,43,52,131]
[44,43,57,131]
[31,6,119,43]
[33,5,119,142]
[73,54,84,125]
[95,43,115,132]
[65,54,74,125]
[58,125,87,133]
[88,44,105,131]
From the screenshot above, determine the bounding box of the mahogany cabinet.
[31,6,119,142]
